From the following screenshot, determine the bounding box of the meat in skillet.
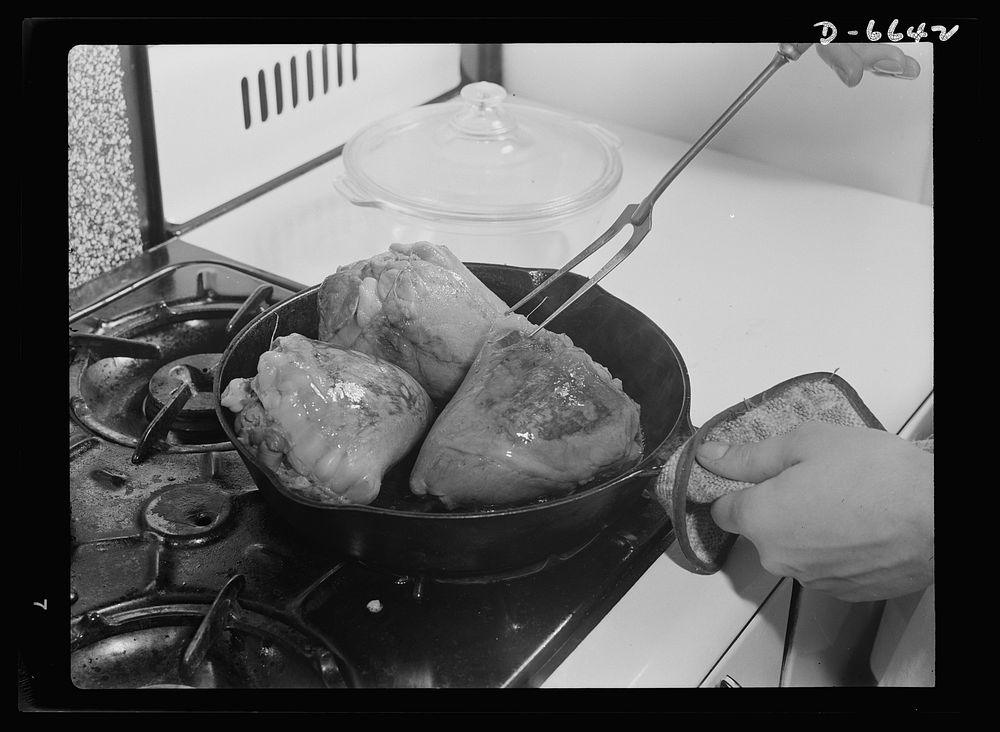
[316,242,513,402]
[221,333,433,505]
[409,315,644,509]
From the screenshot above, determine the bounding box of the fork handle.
[631,42,814,226]
[778,43,814,61]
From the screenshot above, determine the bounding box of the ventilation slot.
[306,50,314,101]
[257,70,268,122]
[322,45,329,93]
[241,44,358,130]
[273,63,283,114]
[241,77,251,129]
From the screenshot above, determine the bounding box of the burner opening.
[190,511,215,527]
[142,353,225,435]
[142,484,233,540]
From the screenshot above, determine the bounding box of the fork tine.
[528,212,652,336]
[505,204,640,315]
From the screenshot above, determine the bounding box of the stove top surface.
[53,240,675,701]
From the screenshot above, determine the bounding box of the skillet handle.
[607,413,698,485]
[650,413,697,469]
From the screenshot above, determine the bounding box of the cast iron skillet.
[214,263,693,576]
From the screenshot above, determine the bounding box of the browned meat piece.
[317,242,511,402]
[221,333,433,505]
[410,316,644,509]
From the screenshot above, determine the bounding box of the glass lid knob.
[450,81,517,137]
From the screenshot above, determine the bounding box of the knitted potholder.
[653,372,886,575]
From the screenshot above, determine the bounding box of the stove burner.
[70,310,240,461]
[68,263,290,464]
[142,484,233,542]
[70,588,345,689]
[144,354,222,432]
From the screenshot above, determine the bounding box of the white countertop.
[183,116,934,687]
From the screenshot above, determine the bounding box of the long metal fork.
[508,43,814,335]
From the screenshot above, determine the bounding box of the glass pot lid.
[340,82,623,222]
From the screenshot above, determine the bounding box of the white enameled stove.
[72,43,934,690]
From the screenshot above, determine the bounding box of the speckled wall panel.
[68,45,144,290]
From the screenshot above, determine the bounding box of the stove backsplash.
[68,45,145,290]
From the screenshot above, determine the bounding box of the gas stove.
[63,239,674,693]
